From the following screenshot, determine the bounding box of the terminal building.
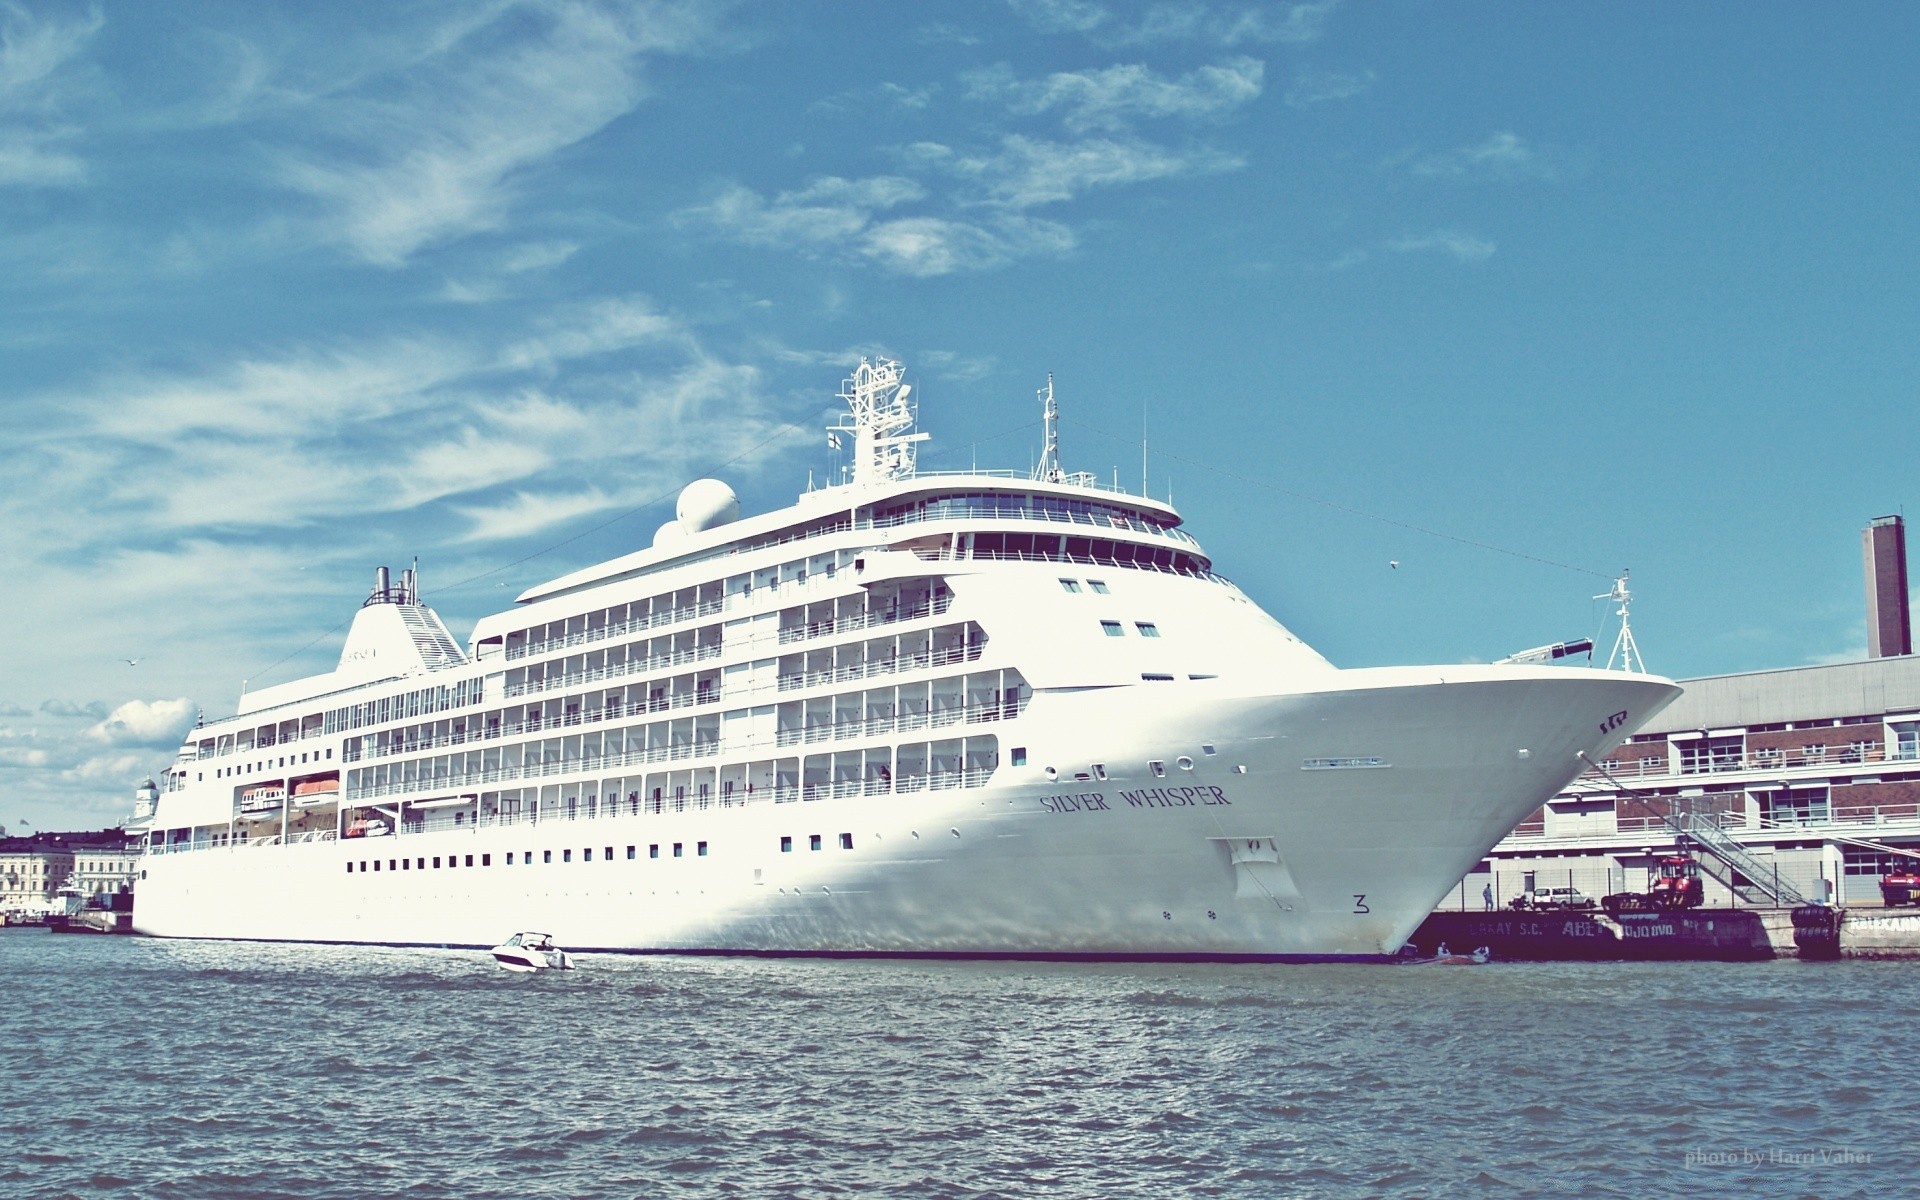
[1469,515,1919,911]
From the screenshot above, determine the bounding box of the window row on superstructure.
[336,732,1002,827]
[344,659,1014,802]
[870,490,1196,546]
[963,530,1210,578]
[349,619,985,772]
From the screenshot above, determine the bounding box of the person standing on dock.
[1483,883,1494,911]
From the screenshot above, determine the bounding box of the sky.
[3,0,1918,831]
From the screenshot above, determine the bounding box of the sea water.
[2,929,1908,1198]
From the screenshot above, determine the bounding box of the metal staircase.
[1576,751,1809,907]
[1670,809,1807,907]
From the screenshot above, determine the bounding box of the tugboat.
[491,932,574,973]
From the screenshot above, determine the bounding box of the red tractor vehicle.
[1603,852,1706,915]
[1881,862,1920,907]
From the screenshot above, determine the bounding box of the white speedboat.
[492,931,574,972]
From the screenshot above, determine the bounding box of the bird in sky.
[1388,561,1399,570]
[121,658,141,666]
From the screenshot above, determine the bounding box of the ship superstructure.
[137,358,1680,959]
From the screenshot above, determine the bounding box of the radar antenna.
[1596,570,1645,673]
[1032,373,1062,484]
[829,357,927,486]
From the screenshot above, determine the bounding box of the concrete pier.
[1416,904,1920,961]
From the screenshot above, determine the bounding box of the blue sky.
[4,0,1917,830]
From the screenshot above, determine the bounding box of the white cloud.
[1006,0,1111,36]
[500,239,579,273]
[40,699,107,720]
[1384,230,1496,263]
[862,214,1075,275]
[966,57,1264,133]
[0,2,105,187]
[1285,67,1374,108]
[1399,132,1558,182]
[89,698,198,749]
[273,2,715,266]
[945,133,1243,209]
[454,486,628,543]
[1011,0,1339,47]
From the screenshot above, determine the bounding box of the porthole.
[1176,756,1194,771]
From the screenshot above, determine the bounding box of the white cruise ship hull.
[135,667,1675,960]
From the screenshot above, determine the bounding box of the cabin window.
[839,833,853,850]
[627,846,636,860]
[650,844,660,859]
[1100,620,1124,637]
[1059,579,1081,593]
[465,855,474,867]
[780,836,793,853]
[543,850,552,864]
[507,853,515,865]
[584,848,593,862]
[416,858,425,870]
[1202,744,1216,756]
[481,855,490,867]
[697,841,709,857]
[1092,764,1107,780]
[673,843,683,858]
[373,861,381,872]
[1012,746,1027,766]
[563,849,573,862]
[810,834,822,851]
[1135,622,1160,637]
[433,857,441,868]
[346,863,354,874]
[605,846,614,862]
[1089,580,1109,594]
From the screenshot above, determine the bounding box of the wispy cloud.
[965,57,1263,133]
[1384,229,1496,263]
[920,133,1243,209]
[1320,228,1497,271]
[274,2,716,266]
[1394,132,1561,182]
[1008,0,1339,47]
[0,2,106,187]
[1286,67,1374,108]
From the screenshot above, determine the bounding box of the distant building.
[0,837,71,914]
[2,829,141,914]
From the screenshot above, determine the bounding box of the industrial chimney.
[1864,515,1912,658]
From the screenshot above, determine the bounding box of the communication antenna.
[829,358,926,486]
[1032,373,1062,484]
[1596,570,1645,673]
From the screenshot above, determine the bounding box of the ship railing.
[360,687,723,763]
[507,597,727,662]
[504,643,722,700]
[776,595,953,646]
[775,643,981,692]
[1581,742,1896,781]
[770,698,1022,749]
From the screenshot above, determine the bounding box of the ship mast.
[1032,373,1062,484]
[829,358,926,486]
[1597,571,1645,673]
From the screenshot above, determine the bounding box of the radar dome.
[651,520,686,549]
[676,479,740,533]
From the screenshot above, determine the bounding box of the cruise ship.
[136,358,1680,960]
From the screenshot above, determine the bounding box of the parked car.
[1509,886,1595,912]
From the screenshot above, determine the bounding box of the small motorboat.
[1396,941,1492,966]
[491,931,574,973]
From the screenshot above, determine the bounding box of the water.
[2,929,1908,1199]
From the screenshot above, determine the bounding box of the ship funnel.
[376,566,390,596]
[401,567,416,604]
